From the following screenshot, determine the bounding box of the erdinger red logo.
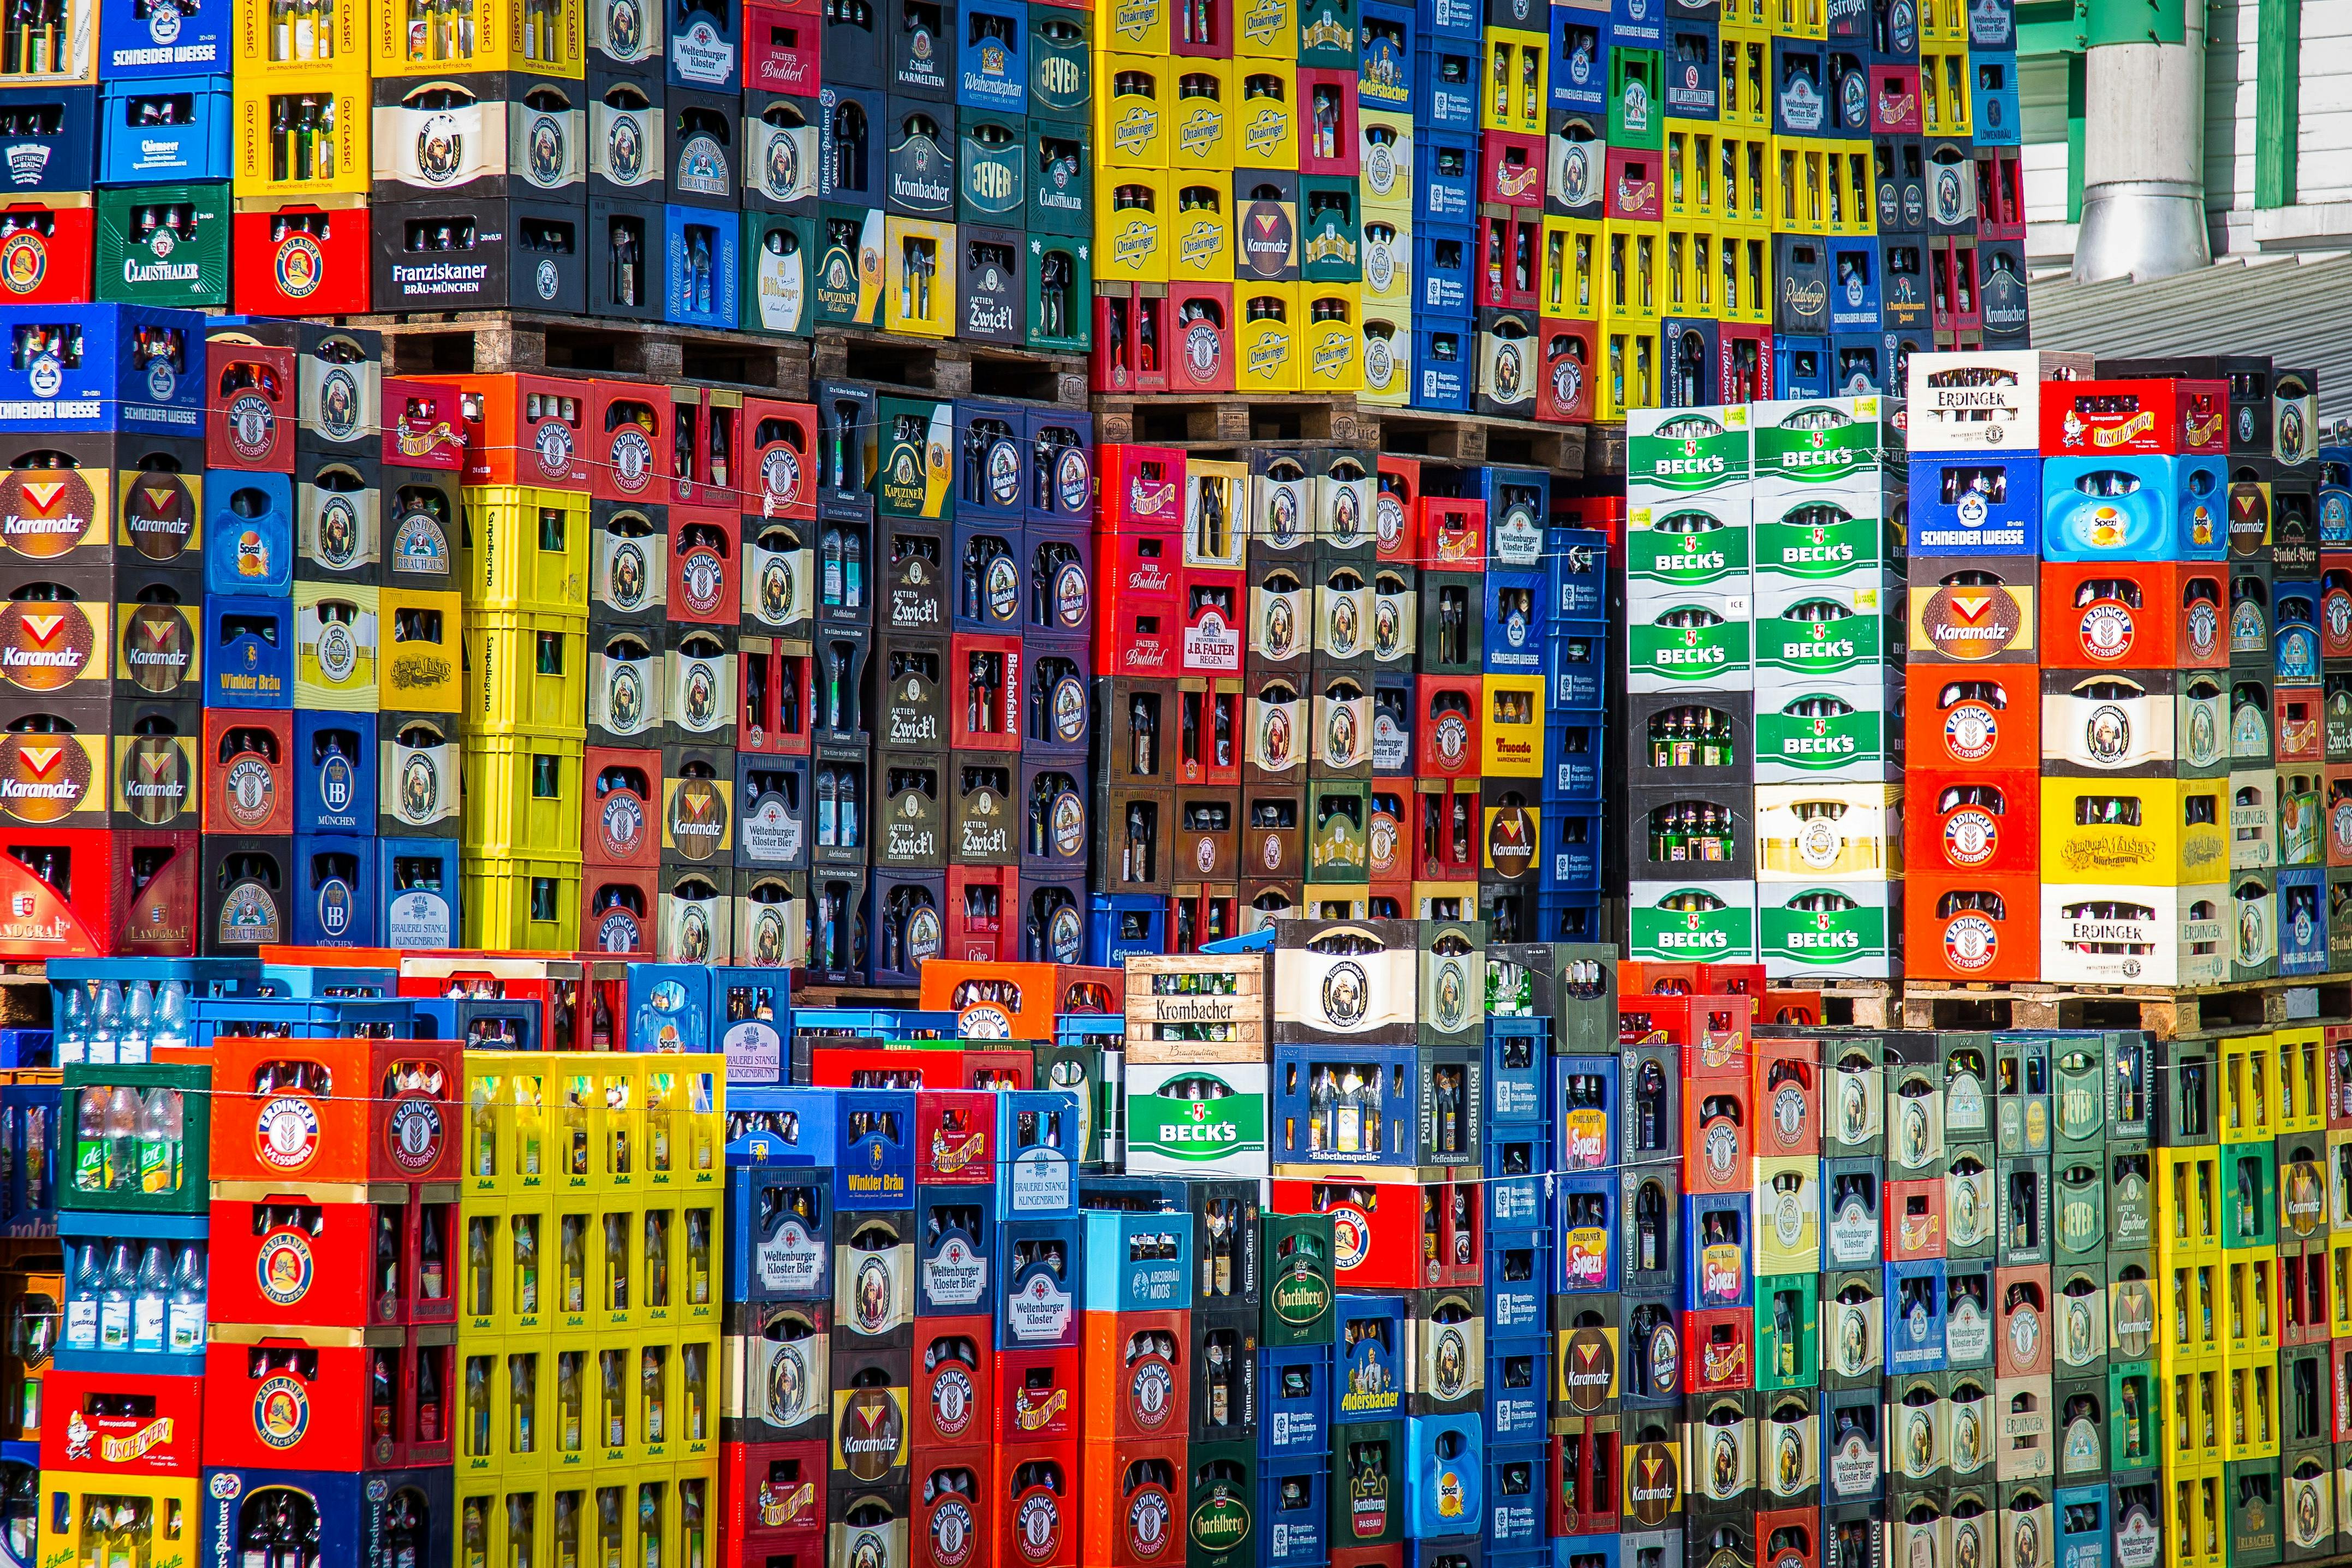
[2077,598,2134,661]
[1943,910,1999,972]
[1941,702,1998,763]
[1941,804,1999,868]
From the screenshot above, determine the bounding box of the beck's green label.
[1627,511,1752,589]
[1130,1075,1267,1164]
[1630,892,1757,961]
[1629,615,1752,684]
[1759,892,1889,969]
[1754,508,1891,579]
[1755,609,1889,678]
[1628,408,1752,493]
[1755,702,1891,773]
[1752,399,1889,486]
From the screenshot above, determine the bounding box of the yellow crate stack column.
[456,479,591,949]
[457,1053,726,1568]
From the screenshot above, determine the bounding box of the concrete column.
[2071,0,2212,282]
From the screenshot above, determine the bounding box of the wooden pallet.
[1901,973,2352,1039]
[1585,421,1627,476]
[1092,391,1374,445]
[0,962,46,1028]
[814,331,1088,407]
[1356,407,1589,474]
[1758,978,1894,1030]
[349,309,814,393]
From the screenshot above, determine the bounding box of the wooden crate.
[1123,953,1272,1063]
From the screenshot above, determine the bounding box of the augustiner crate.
[1122,951,1271,1063]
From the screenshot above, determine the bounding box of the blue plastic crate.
[1334,1291,1407,1424]
[1415,126,1476,218]
[1884,1257,1946,1373]
[1402,1415,1484,1539]
[955,0,1028,112]
[1261,1342,1335,1457]
[1546,527,1607,618]
[1486,1016,1545,1125]
[289,833,377,947]
[1414,0,1477,45]
[665,205,741,328]
[1261,1459,1331,1566]
[712,967,791,1084]
[1549,1053,1617,1173]
[1485,1239,1546,1335]
[98,77,228,183]
[1971,52,2020,146]
[1086,893,1166,965]
[1551,1171,1618,1293]
[186,994,414,1052]
[0,302,203,432]
[1485,1163,1545,1238]
[0,85,94,189]
[1774,332,1832,398]
[1553,11,1607,116]
[379,838,460,950]
[1415,225,1474,312]
[996,1088,1082,1217]
[1415,320,1472,409]
[1826,236,1881,332]
[1545,629,1603,711]
[99,0,227,75]
[1536,893,1604,944]
[1272,1041,1422,1170]
[1483,565,1546,674]
[1484,1336,1547,1442]
[1361,0,1416,113]
[1540,807,1602,893]
[1485,1445,1546,1551]
[625,964,713,1051]
[1683,1192,1754,1310]
[2281,866,2328,975]
[206,470,293,595]
[725,1162,834,1303]
[995,1213,1082,1349]
[916,1187,995,1315]
[1544,719,1603,802]
[291,711,374,834]
[1080,1208,1192,1312]
[1909,454,2041,556]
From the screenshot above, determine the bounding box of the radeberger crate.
[1122,951,1270,1062]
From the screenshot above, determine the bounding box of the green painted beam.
[2256,0,2300,208]
[2084,0,2183,46]
[2068,51,2086,223]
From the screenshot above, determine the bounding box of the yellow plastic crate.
[2161,1255,2222,1360]
[463,609,590,738]
[2221,1358,2279,1460]
[462,485,590,615]
[2220,1031,2277,1141]
[1598,317,1662,421]
[1662,121,1719,222]
[293,580,380,712]
[1718,130,1771,228]
[1770,136,1831,233]
[1770,0,1823,39]
[1540,217,1601,320]
[1920,46,1972,138]
[371,0,582,77]
[1601,219,1662,322]
[380,587,463,713]
[233,72,368,201]
[465,856,584,952]
[2166,1465,2224,1568]
[1659,222,1718,321]
[1717,28,1770,126]
[463,735,586,857]
[2276,1024,2325,1134]
[2158,1147,2223,1256]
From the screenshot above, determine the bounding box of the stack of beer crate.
[1746,396,1902,976]
[97,7,231,307]
[2031,371,2238,985]
[1538,517,1608,943]
[204,319,471,953]
[1089,0,1366,398]
[39,1035,211,1568]
[1401,470,1486,916]
[193,1034,464,1568]
[1623,403,1758,962]
[0,304,206,959]
[452,1050,726,1568]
